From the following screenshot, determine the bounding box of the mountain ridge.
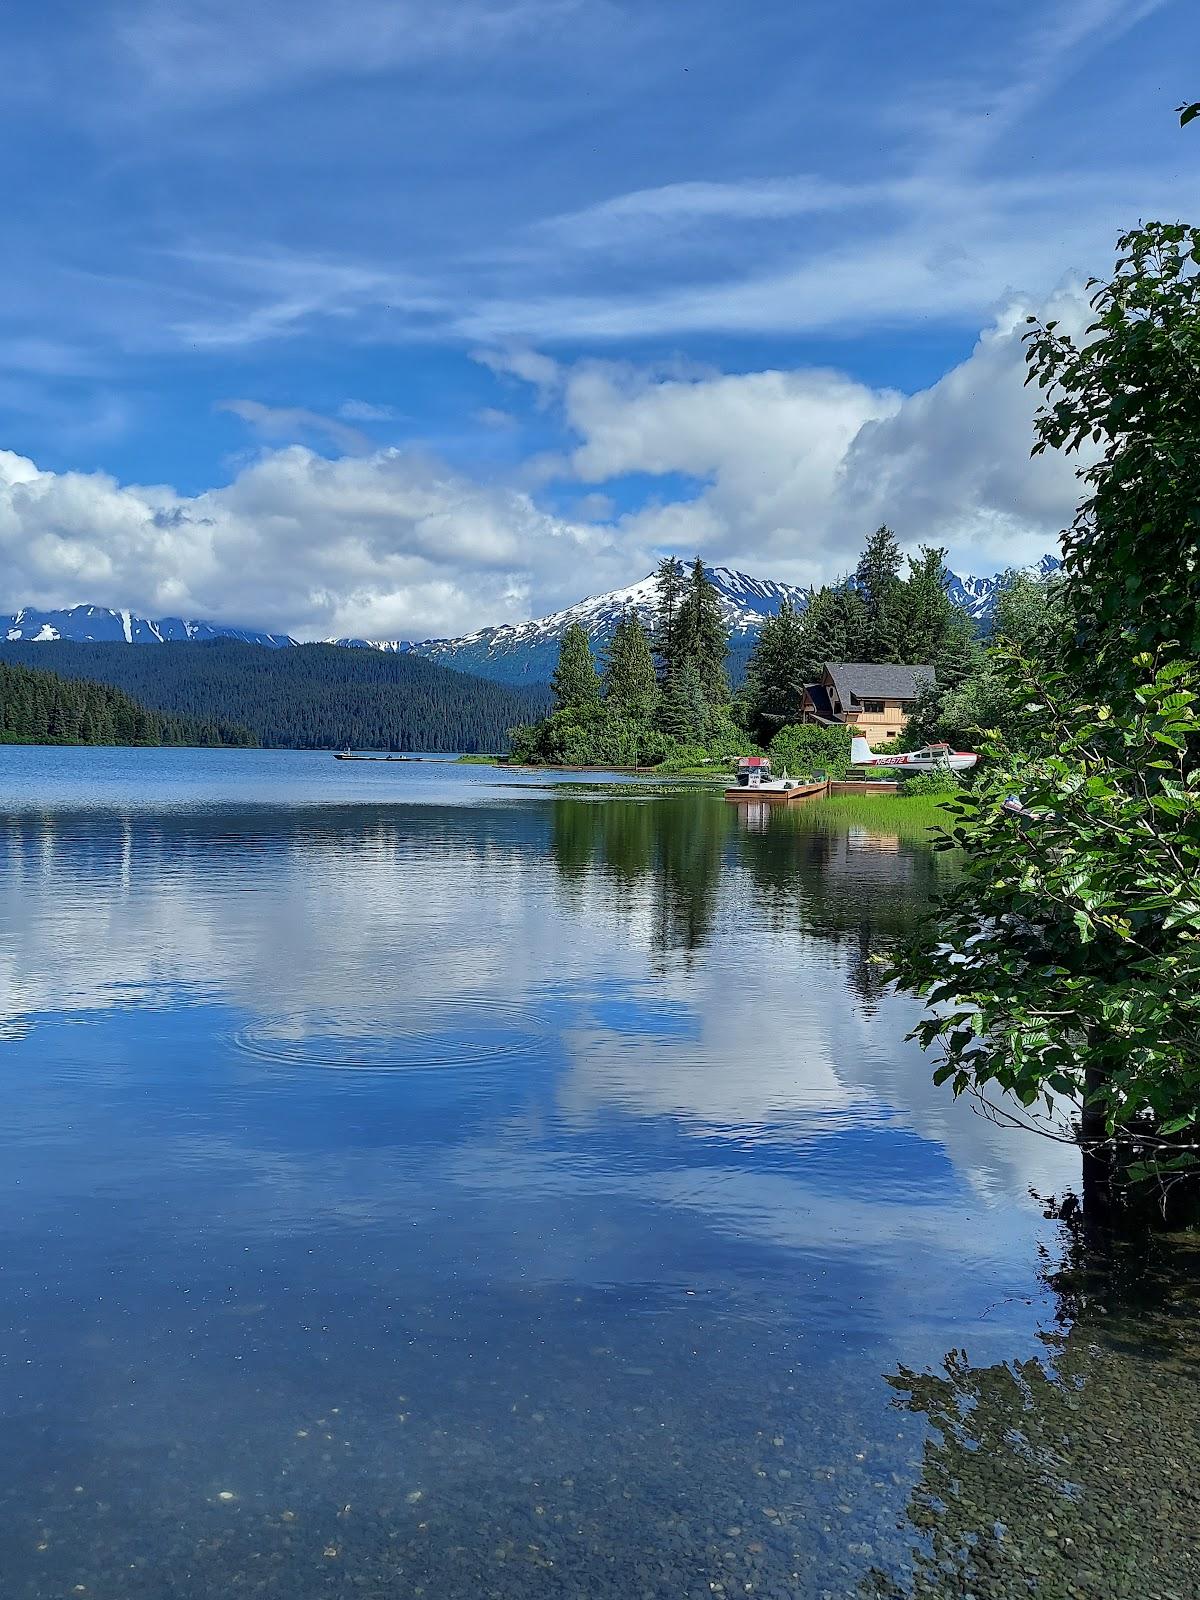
[3,555,1059,687]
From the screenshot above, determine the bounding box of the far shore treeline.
[0,658,256,748]
[0,638,551,753]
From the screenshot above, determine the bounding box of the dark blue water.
[0,748,1078,1598]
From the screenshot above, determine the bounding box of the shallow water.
[0,748,1099,1597]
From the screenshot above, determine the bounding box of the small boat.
[726,757,825,803]
[851,736,979,773]
[733,756,774,788]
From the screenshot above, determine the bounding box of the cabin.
[801,661,934,742]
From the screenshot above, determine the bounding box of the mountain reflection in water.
[0,749,1149,1600]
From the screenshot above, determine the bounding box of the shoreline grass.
[787,792,957,837]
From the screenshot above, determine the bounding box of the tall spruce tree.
[677,557,731,704]
[603,613,658,721]
[743,600,808,745]
[795,583,868,680]
[657,658,708,743]
[902,544,976,677]
[855,525,906,661]
[652,557,687,680]
[550,623,602,712]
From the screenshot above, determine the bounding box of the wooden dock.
[723,780,829,804]
[724,778,902,804]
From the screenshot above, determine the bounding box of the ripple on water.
[231,995,549,1073]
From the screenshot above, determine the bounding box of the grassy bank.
[791,792,958,838]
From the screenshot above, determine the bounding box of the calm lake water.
[3,747,1188,1599]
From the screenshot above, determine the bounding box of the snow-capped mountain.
[944,553,1061,622]
[1,604,295,648]
[2,555,1060,687]
[331,567,811,684]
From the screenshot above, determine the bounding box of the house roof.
[824,661,935,704]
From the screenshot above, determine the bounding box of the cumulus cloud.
[0,445,628,640]
[533,283,1093,582]
[0,288,1091,637]
[836,284,1094,571]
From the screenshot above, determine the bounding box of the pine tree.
[657,658,707,743]
[795,584,868,680]
[677,557,730,705]
[550,623,602,712]
[855,525,906,660]
[651,557,687,680]
[603,613,658,721]
[743,600,808,745]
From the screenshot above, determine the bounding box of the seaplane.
[850,735,979,773]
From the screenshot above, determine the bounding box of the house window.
[861,699,885,714]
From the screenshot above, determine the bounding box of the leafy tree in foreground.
[896,221,1200,1189]
[550,623,602,713]
[891,656,1200,1174]
[1024,221,1200,677]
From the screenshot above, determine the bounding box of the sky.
[0,0,1196,641]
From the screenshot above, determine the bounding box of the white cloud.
[338,399,403,423]
[559,361,897,584]
[114,0,585,103]
[524,283,1093,581]
[835,284,1095,571]
[218,397,369,455]
[0,287,1092,636]
[474,406,519,430]
[0,444,629,640]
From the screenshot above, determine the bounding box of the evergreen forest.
[511,533,980,775]
[0,640,550,752]
[0,658,255,747]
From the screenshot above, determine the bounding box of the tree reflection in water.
[865,1220,1200,1599]
[548,788,956,991]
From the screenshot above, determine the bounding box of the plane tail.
[850,735,875,765]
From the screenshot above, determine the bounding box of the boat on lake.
[726,756,826,803]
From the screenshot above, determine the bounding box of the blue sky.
[0,0,1196,639]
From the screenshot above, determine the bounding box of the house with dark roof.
[801,661,934,742]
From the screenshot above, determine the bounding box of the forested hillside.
[0,659,255,747]
[0,640,551,751]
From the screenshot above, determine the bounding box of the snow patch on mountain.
[329,567,812,683]
[943,552,1061,621]
[2,555,1061,687]
[1,604,295,648]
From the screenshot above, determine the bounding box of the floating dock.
[724,778,902,803]
[723,780,830,804]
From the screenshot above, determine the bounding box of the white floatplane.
[850,736,978,773]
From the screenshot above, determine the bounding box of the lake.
[3,746,1185,1599]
